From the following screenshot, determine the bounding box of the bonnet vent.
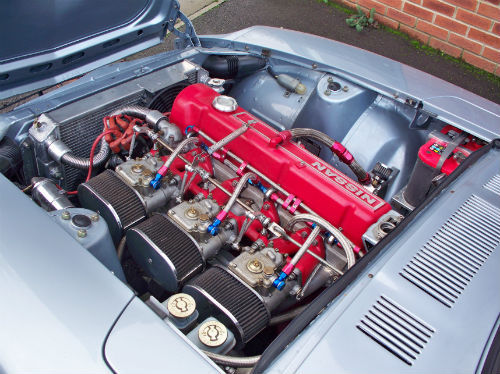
[400,195,500,308]
[357,295,434,366]
[484,174,500,196]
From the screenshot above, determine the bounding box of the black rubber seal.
[252,139,496,374]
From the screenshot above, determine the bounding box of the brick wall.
[340,0,500,75]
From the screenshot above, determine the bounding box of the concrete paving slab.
[179,0,215,17]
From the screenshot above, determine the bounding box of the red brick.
[416,20,449,38]
[435,15,468,34]
[422,0,455,16]
[429,37,463,56]
[483,46,500,62]
[469,27,500,48]
[407,0,423,4]
[477,2,500,19]
[484,0,500,5]
[374,13,400,28]
[463,51,497,72]
[403,2,434,20]
[378,0,403,9]
[456,9,492,30]
[357,0,387,15]
[449,32,484,53]
[494,23,500,35]
[341,0,358,7]
[387,7,417,25]
[400,24,431,42]
[442,0,477,10]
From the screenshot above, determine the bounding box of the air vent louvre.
[401,195,500,307]
[357,295,434,366]
[484,174,500,196]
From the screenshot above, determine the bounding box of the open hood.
[0,0,198,100]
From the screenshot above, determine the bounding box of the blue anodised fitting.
[272,272,288,290]
[248,178,268,194]
[200,142,211,154]
[207,218,221,236]
[184,125,195,135]
[150,173,163,190]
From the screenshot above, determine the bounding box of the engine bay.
[0,55,488,367]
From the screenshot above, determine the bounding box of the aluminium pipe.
[286,213,356,269]
[155,136,345,274]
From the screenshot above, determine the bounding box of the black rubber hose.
[202,55,267,79]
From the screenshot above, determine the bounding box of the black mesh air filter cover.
[78,169,146,244]
[184,266,270,343]
[126,214,204,292]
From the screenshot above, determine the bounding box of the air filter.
[78,169,146,243]
[184,266,270,343]
[126,214,204,292]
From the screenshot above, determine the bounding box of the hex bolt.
[90,214,99,222]
[327,76,334,83]
[342,86,349,92]
[61,211,71,220]
[324,89,331,96]
[77,229,87,238]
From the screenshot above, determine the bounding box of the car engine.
[0,56,487,363]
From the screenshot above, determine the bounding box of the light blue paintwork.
[104,298,222,374]
[0,173,133,373]
[198,27,500,141]
[266,148,500,374]
[48,208,126,282]
[0,22,499,374]
[0,0,195,100]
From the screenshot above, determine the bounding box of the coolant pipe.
[270,128,371,185]
[272,226,321,290]
[207,172,257,236]
[150,137,199,189]
[110,105,182,144]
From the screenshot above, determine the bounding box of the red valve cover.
[170,84,391,247]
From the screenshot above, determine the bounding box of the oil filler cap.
[212,95,238,112]
[72,214,92,228]
[198,320,228,347]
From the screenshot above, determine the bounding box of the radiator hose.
[60,139,110,170]
[58,106,182,171]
